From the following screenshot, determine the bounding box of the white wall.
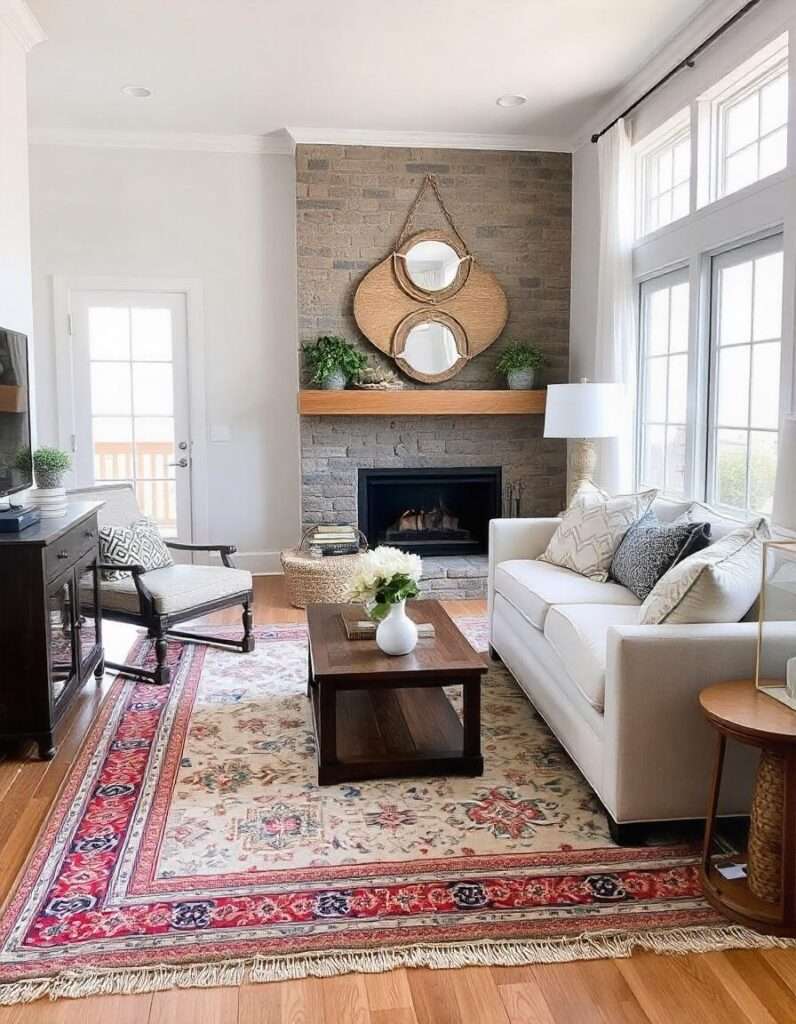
[0,17,36,344]
[29,144,300,571]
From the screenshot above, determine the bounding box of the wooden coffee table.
[306,600,486,785]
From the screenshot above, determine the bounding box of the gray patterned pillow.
[610,512,711,600]
[99,518,173,581]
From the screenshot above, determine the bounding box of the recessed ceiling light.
[496,94,526,108]
[121,85,152,98]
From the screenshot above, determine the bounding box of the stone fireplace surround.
[300,413,566,597]
[296,143,572,596]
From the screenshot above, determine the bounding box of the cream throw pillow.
[639,521,769,625]
[539,488,657,583]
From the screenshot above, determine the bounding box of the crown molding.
[570,0,756,150]
[28,129,294,155]
[287,126,572,153]
[0,0,45,52]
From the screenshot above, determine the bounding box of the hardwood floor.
[1,575,795,1023]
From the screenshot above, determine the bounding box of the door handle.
[169,458,189,469]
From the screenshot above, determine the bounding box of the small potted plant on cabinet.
[496,343,546,390]
[19,447,72,519]
[304,335,367,391]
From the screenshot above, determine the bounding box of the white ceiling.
[26,0,711,149]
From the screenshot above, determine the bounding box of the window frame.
[705,231,785,518]
[634,108,692,239]
[704,34,789,205]
[636,266,694,498]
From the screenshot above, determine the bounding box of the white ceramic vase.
[375,599,418,656]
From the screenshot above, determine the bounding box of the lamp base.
[567,438,597,506]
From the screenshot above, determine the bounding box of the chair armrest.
[165,541,238,567]
[96,562,155,613]
[488,517,560,618]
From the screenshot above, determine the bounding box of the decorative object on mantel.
[544,380,623,504]
[352,365,404,391]
[496,342,547,390]
[755,416,796,711]
[346,546,423,656]
[353,175,509,384]
[23,447,72,519]
[303,335,367,390]
[298,389,546,416]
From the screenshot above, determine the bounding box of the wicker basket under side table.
[280,547,366,608]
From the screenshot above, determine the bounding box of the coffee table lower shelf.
[309,683,483,786]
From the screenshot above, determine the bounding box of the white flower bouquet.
[346,546,423,621]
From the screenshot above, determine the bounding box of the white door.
[68,290,192,539]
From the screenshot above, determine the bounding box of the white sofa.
[487,498,778,843]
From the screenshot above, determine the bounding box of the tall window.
[635,111,691,237]
[637,271,690,496]
[709,236,784,515]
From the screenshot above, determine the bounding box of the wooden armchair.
[70,484,254,685]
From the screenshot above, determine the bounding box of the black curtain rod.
[591,0,762,144]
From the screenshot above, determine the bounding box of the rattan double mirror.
[353,176,508,383]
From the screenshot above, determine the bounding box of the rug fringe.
[1,925,793,1004]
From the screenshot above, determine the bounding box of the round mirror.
[404,240,461,292]
[393,311,467,382]
[402,321,459,375]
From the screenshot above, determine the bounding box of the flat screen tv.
[0,329,32,503]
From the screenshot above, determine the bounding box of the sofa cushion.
[539,488,657,582]
[640,521,769,625]
[493,559,640,631]
[609,511,712,600]
[544,604,642,712]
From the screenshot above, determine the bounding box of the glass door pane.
[48,577,77,704]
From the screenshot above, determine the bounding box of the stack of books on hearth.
[309,525,360,556]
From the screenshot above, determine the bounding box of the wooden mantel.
[298,389,546,416]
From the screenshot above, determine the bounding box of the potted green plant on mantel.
[496,343,546,390]
[304,335,367,391]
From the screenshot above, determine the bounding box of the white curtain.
[593,119,636,494]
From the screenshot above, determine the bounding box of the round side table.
[699,679,796,937]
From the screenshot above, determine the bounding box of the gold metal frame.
[756,538,796,707]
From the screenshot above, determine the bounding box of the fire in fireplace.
[358,467,501,557]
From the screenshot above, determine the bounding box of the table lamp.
[544,379,623,504]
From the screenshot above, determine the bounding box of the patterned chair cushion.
[99,518,173,581]
[609,511,712,600]
[539,488,657,582]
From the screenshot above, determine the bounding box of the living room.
[0,0,796,1020]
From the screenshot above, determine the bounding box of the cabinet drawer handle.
[84,530,95,539]
[57,551,69,560]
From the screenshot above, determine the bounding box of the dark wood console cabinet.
[0,501,104,759]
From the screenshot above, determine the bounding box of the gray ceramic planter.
[506,369,537,390]
[320,370,347,391]
[34,469,66,489]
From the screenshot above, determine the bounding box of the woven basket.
[280,528,367,608]
[747,748,785,903]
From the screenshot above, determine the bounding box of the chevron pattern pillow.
[99,518,174,581]
[539,488,658,582]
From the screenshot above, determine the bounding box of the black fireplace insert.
[358,467,502,557]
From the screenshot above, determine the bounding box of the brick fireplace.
[295,143,572,595]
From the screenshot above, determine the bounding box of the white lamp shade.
[772,415,796,532]
[544,382,624,439]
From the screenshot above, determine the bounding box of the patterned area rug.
[0,618,785,1003]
